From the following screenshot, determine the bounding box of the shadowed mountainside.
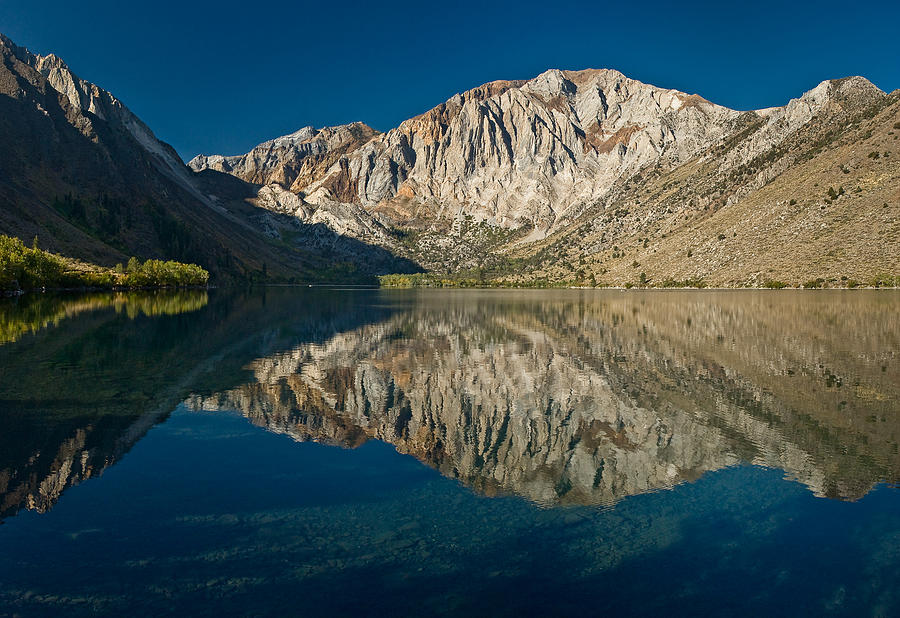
[0,34,418,283]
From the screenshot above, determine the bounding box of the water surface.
[0,288,898,615]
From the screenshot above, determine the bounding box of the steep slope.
[303,69,740,230]
[0,34,415,282]
[197,69,743,233]
[190,121,410,245]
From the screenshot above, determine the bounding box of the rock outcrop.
[0,34,211,210]
[301,69,742,230]
[189,122,378,191]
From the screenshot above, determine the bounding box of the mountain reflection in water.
[0,288,897,521]
[188,290,899,506]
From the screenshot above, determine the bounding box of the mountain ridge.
[1,32,896,286]
[190,65,897,286]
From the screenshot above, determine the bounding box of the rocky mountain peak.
[277,125,318,142]
[757,76,885,117]
[0,33,201,198]
[826,75,884,106]
[206,65,889,242]
[290,68,743,230]
[188,121,378,190]
[0,33,25,57]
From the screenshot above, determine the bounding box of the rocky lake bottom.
[0,288,898,616]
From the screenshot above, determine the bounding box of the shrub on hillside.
[0,236,66,290]
[123,257,209,287]
[0,234,208,291]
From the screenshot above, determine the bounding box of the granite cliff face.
[298,70,741,231]
[187,291,900,506]
[25,46,200,195]
[192,69,745,233]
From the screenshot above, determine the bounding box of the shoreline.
[5,283,898,299]
[377,284,900,291]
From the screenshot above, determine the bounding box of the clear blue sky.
[3,0,898,161]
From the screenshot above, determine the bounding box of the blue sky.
[3,0,898,160]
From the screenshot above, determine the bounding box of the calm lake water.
[0,288,898,616]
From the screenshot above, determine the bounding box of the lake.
[0,288,898,616]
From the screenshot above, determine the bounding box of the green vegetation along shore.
[1,235,209,293]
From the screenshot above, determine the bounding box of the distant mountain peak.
[188,121,379,190]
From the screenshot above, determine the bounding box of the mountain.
[298,70,742,229]
[0,34,415,282]
[189,122,379,190]
[193,70,899,286]
[2,31,896,286]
